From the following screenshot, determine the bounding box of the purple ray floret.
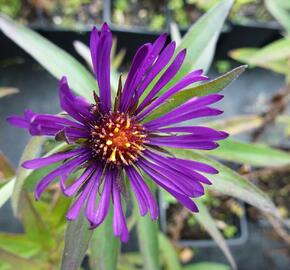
[7,23,228,243]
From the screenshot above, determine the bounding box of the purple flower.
[8,23,228,242]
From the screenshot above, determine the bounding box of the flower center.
[89,112,147,166]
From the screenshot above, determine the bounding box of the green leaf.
[209,139,290,167]
[184,262,231,270]
[265,0,290,34]
[158,233,182,270]
[89,205,120,270]
[194,201,236,270]
[170,22,182,46]
[0,233,40,258]
[61,210,93,270]
[0,178,15,209]
[0,87,18,98]
[140,0,234,103]
[133,178,160,270]
[248,38,290,65]
[229,48,259,66]
[168,149,278,215]
[18,193,52,247]
[0,152,15,180]
[205,115,263,135]
[0,15,96,100]
[11,140,68,215]
[0,249,50,270]
[168,0,234,86]
[230,44,290,75]
[11,137,45,215]
[145,66,246,122]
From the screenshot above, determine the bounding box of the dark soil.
[166,195,244,241]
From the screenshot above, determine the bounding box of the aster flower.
[8,23,228,242]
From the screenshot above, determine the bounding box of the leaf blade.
[0,15,96,100]
[209,139,290,167]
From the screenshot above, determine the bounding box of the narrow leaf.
[0,15,96,100]
[195,201,236,270]
[0,178,15,209]
[168,0,234,87]
[265,0,290,34]
[145,66,246,121]
[0,87,18,98]
[133,179,160,270]
[184,262,231,270]
[169,149,278,215]
[89,205,120,270]
[61,211,93,270]
[0,152,15,180]
[11,137,45,215]
[209,139,290,167]
[206,115,264,135]
[158,233,182,270]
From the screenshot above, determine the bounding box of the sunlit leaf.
[0,15,96,100]
[11,140,67,215]
[194,201,236,270]
[209,139,290,167]
[11,137,45,215]
[145,66,246,122]
[167,0,234,87]
[265,0,290,34]
[0,87,18,98]
[206,115,263,135]
[89,206,120,270]
[158,233,182,270]
[230,46,290,75]
[250,38,290,64]
[170,22,182,46]
[0,178,15,209]
[61,210,93,270]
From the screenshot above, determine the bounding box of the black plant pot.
[159,192,248,248]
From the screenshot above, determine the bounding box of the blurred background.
[0,1,290,270]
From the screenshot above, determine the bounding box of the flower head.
[8,23,228,242]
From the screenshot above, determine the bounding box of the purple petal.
[66,179,95,221]
[138,71,208,120]
[59,77,92,122]
[126,167,148,216]
[86,169,112,227]
[138,160,198,212]
[34,154,88,200]
[126,166,158,220]
[136,49,186,113]
[148,138,219,150]
[96,24,112,112]
[120,43,152,112]
[158,126,229,140]
[22,148,87,169]
[134,42,176,106]
[62,166,96,196]
[112,180,129,243]
[145,107,223,130]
